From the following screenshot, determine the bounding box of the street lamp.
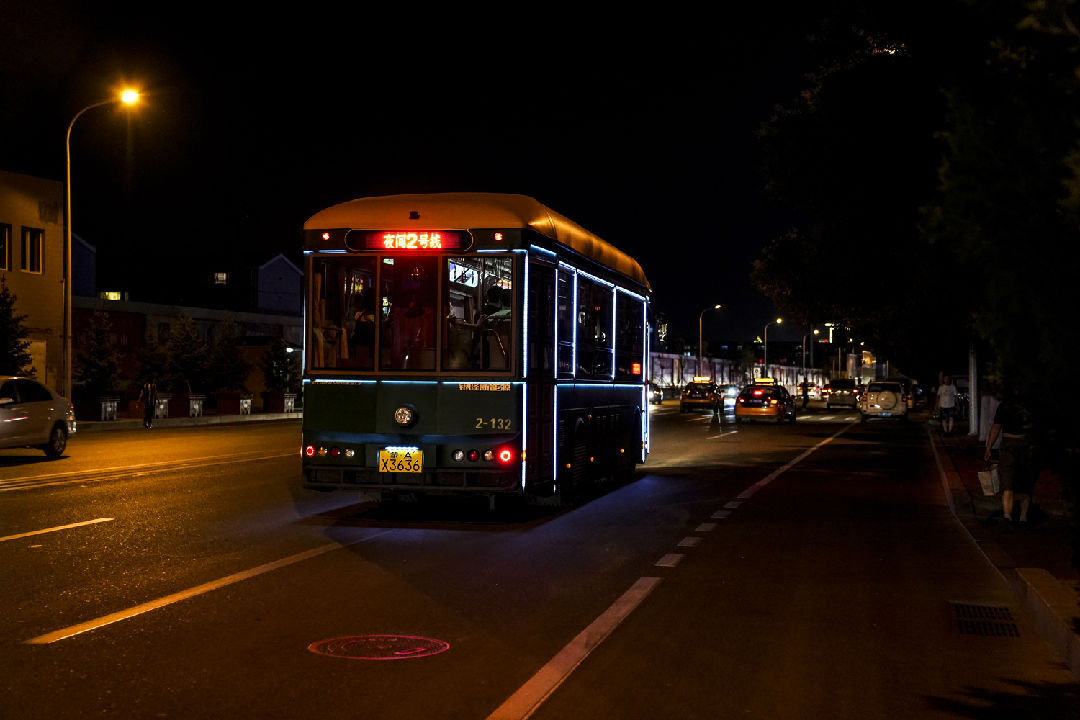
[763,317,782,376]
[697,304,722,377]
[802,328,820,375]
[64,89,140,396]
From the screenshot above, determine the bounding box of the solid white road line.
[486,577,662,720]
[735,422,855,500]
[0,517,114,543]
[0,451,299,493]
[25,532,392,645]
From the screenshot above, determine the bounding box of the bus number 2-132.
[475,418,512,430]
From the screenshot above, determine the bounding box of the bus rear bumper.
[304,466,522,494]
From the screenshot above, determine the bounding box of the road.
[0,404,1076,719]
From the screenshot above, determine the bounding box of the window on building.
[213,272,228,285]
[0,224,10,271]
[20,227,42,273]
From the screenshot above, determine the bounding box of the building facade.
[0,169,63,390]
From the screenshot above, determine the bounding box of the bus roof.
[304,192,649,289]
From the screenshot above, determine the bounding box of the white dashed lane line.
[491,422,856,720]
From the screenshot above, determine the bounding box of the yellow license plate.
[378,449,423,473]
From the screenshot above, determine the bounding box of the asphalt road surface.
[1,403,1076,719]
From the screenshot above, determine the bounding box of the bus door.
[526,260,556,487]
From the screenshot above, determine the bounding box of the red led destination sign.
[363,231,464,250]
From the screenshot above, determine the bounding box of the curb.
[77,412,302,433]
[929,427,1080,681]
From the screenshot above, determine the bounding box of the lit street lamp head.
[121,89,140,105]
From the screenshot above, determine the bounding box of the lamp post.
[697,304,722,378]
[64,89,139,397]
[763,317,782,377]
[801,328,820,375]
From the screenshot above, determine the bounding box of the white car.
[859,381,907,422]
[0,376,76,457]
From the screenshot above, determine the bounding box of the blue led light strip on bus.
[610,285,617,381]
[552,266,560,490]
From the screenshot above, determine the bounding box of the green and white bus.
[301,193,650,507]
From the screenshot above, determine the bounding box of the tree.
[164,315,210,394]
[207,319,250,392]
[260,337,299,393]
[0,275,32,376]
[753,1,1080,570]
[74,311,119,396]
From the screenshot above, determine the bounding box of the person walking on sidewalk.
[936,374,958,435]
[984,387,1035,528]
[138,379,158,430]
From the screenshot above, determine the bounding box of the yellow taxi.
[734,380,797,423]
[680,377,720,413]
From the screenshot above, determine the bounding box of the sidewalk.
[77,410,302,433]
[932,420,1080,679]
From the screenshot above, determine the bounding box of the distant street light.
[697,304,722,377]
[64,89,140,396]
[763,317,782,376]
[802,327,821,375]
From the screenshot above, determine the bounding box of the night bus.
[300,193,650,508]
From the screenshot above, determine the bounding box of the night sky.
[1,3,822,345]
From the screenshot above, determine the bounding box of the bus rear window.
[311,257,376,370]
[308,255,512,373]
[443,256,512,371]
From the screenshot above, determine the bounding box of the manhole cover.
[308,634,450,660]
[950,603,1021,637]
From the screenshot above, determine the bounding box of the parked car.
[734,383,797,423]
[0,376,76,458]
[858,381,908,422]
[680,380,720,413]
[825,378,858,409]
[648,383,664,405]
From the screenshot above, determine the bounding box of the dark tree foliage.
[164,315,210,394]
[260,337,299,393]
[0,275,32,376]
[755,0,1080,569]
[207,319,250,392]
[75,311,119,396]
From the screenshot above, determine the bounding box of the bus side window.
[557,271,574,377]
[615,291,644,380]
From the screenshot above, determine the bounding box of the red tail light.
[496,447,515,465]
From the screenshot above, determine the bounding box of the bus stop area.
[933,421,1079,679]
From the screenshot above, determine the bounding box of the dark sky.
[0,2,821,344]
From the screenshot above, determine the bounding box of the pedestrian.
[801,379,810,410]
[935,374,958,435]
[983,387,1035,529]
[138,378,158,429]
